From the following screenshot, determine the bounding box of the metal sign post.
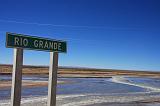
[11,48,23,106]
[48,52,58,106]
[6,32,67,106]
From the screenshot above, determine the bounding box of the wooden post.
[47,52,58,106]
[11,48,23,106]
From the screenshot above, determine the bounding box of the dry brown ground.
[0,80,67,89]
[0,64,160,78]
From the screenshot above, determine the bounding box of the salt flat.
[0,93,160,106]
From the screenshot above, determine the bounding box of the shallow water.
[0,75,160,100]
[128,77,160,88]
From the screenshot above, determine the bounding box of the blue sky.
[0,0,160,71]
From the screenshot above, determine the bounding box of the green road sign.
[6,32,67,53]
